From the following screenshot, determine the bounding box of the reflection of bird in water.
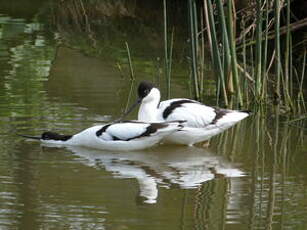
[122,81,251,146]
[64,145,245,204]
[18,120,184,151]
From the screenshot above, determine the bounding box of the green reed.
[284,0,292,106]
[298,50,306,112]
[205,0,228,105]
[125,41,135,80]
[261,1,269,101]
[163,0,175,99]
[227,0,243,106]
[255,0,263,101]
[188,0,200,100]
[163,0,169,98]
[183,0,306,111]
[274,0,281,101]
[50,0,305,112]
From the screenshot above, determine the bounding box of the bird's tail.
[214,110,250,129]
[157,120,186,134]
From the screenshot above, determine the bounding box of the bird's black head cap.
[138,81,154,99]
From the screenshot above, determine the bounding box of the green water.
[0,2,307,230]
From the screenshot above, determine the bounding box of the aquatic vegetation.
[45,0,306,113]
[188,0,306,112]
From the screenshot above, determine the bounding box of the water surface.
[0,4,307,230]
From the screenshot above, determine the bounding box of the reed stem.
[206,0,228,105]
[284,0,292,108]
[163,0,170,98]
[227,0,243,106]
[216,0,232,93]
[298,50,306,101]
[255,0,263,101]
[167,28,174,98]
[274,0,281,99]
[188,0,200,100]
[125,42,135,80]
[261,1,269,102]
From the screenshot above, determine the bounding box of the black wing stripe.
[162,99,198,119]
[97,122,175,141]
[112,135,122,141]
[96,124,111,137]
[126,123,168,141]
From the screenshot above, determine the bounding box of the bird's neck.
[138,99,160,122]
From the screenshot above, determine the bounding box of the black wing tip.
[240,110,252,115]
[162,120,187,130]
[150,120,186,126]
[167,120,187,124]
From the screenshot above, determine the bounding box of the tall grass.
[188,0,201,100]
[125,42,135,80]
[163,0,174,99]
[51,0,306,112]
[274,0,281,102]
[204,0,228,105]
[185,0,306,111]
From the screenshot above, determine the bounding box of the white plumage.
[19,120,185,151]
[126,81,250,146]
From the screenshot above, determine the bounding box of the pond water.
[0,3,307,230]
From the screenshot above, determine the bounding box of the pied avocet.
[122,81,250,146]
[19,120,185,151]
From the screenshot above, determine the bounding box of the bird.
[122,81,251,146]
[18,120,185,151]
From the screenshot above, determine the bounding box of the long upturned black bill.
[17,134,41,140]
[113,98,142,123]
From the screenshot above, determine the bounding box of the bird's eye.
[144,89,149,95]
